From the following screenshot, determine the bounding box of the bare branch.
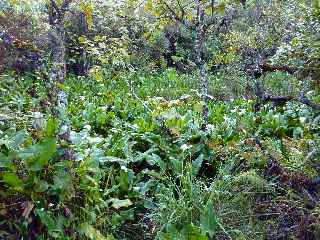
[61,0,73,12]
[176,0,186,22]
[255,94,320,111]
[48,0,60,24]
[159,0,191,29]
[48,0,72,23]
[50,0,60,14]
[299,94,320,110]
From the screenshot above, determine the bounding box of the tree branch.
[61,0,73,13]
[255,94,320,111]
[50,0,60,14]
[49,0,61,23]
[176,0,185,20]
[299,94,320,110]
[159,0,191,29]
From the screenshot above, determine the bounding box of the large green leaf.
[0,130,28,151]
[34,178,49,193]
[192,154,204,176]
[119,169,129,193]
[9,130,28,149]
[18,138,56,171]
[110,198,133,210]
[158,224,208,240]
[45,118,57,138]
[0,153,11,168]
[200,201,218,238]
[51,171,73,193]
[80,223,115,240]
[2,172,23,191]
[35,209,65,238]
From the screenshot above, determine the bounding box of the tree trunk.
[195,0,209,130]
[49,21,70,141]
[48,1,73,160]
[79,12,89,76]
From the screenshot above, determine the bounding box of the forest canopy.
[0,0,320,239]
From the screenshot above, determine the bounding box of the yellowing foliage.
[80,1,94,29]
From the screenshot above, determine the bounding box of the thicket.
[1,0,320,239]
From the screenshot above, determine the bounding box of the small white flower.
[88,137,103,144]
[121,166,128,172]
[239,109,246,115]
[181,144,189,151]
[223,115,231,122]
[170,100,180,105]
[299,117,307,124]
[80,96,85,101]
[133,187,140,191]
[84,125,91,131]
[84,148,90,155]
[207,124,215,132]
[33,112,42,118]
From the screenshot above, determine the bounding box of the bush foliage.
[1,0,320,239]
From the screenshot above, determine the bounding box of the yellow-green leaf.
[80,223,115,240]
[110,198,133,210]
[144,0,153,12]
[3,173,23,191]
[80,2,94,29]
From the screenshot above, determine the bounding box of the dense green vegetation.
[1,0,320,239]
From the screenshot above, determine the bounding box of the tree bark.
[78,12,89,76]
[254,93,320,111]
[47,1,73,159]
[49,22,70,141]
[195,0,209,130]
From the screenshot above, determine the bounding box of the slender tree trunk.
[307,0,312,8]
[79,12,89,76]
[47,1,73,160]
[49,21,70,142]
[195,0,209,129]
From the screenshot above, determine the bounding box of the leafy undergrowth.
[1,71,320,239]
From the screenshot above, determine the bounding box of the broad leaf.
[200,201,218,238]
[192,154,204,176]
[3,173,23,190]
[0,153,11,168]
[18,138,56,171]
[34,178,49,193]
[80,223,115,240]
[45,118,57,137]
[110,198,133,210]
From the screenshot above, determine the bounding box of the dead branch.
[254,94,320,111]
